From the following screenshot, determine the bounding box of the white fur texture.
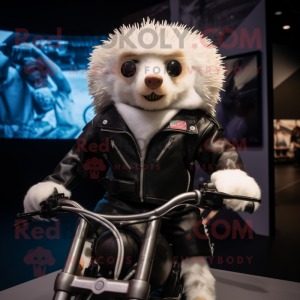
[181,257,216,300]
[82,240,93,271]
[87,18,224,115]
[115,103,179,158]
[211,170,261,212]
[24,181,71,219]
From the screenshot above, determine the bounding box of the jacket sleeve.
[194,119,245,175]
[43,119,107,190]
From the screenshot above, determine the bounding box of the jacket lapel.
[96,106,129,132]
[97,106,199,135]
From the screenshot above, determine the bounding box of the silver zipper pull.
[155,138,175,162]
[111,140,131,170]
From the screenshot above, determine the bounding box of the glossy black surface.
[166,60,182,77]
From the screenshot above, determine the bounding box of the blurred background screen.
[0,30,108,139]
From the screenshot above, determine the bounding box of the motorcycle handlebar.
[15,189,261,223]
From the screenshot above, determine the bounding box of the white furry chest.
[115,103,179,158]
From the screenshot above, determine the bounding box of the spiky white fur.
[211,170,261,212]
[181,257,216,300]
[87,18,224,115]
[24,182,71,220]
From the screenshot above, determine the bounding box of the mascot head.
[87,18,224,115]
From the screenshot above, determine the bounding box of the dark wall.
[272,43,300,120]
[0,1,167,36]
[274,69,300,119]
[0,139,106,211]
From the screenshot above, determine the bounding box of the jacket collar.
[97,105,199,134]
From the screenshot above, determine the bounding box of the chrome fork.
[127,218,161,300]
[52,217,161,300]
[53,218,89,300]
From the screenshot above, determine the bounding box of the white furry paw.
[211,169,261,212]
[181,257,216,300]
[24,181,71,220]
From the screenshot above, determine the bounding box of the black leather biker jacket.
[44,106,245,205]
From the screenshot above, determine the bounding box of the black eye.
[166,60,182,77]
[121,60,136,78]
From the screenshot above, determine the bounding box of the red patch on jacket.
[170,120,187,131]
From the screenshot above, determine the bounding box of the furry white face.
[87,19,225,115]
[110,51,198,111]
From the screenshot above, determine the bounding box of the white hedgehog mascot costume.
[24,19,261,300]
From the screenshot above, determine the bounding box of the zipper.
[186,169,191,192]
[142,132,177,201]
[103,153,109,162]
[155,138,174,162]
[111,140,131,170]
[102,153,112,170]
[101,129,141,157]
[101,128,145,201]
[140,158,145,201]
[101,128,176,202]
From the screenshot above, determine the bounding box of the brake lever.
[199,183,261,213]
[203,191,261,203]
[15,190,68,225]
[199,183,261,203]
[16,211,41,219]
[12,218,37,230]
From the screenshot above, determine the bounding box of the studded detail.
[103,120,108,125]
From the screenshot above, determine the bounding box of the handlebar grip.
[244,202,254,214]
[12,219,35,229]
[199,182,216,191]
[207,182,216,190]
[16,211,40,219]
